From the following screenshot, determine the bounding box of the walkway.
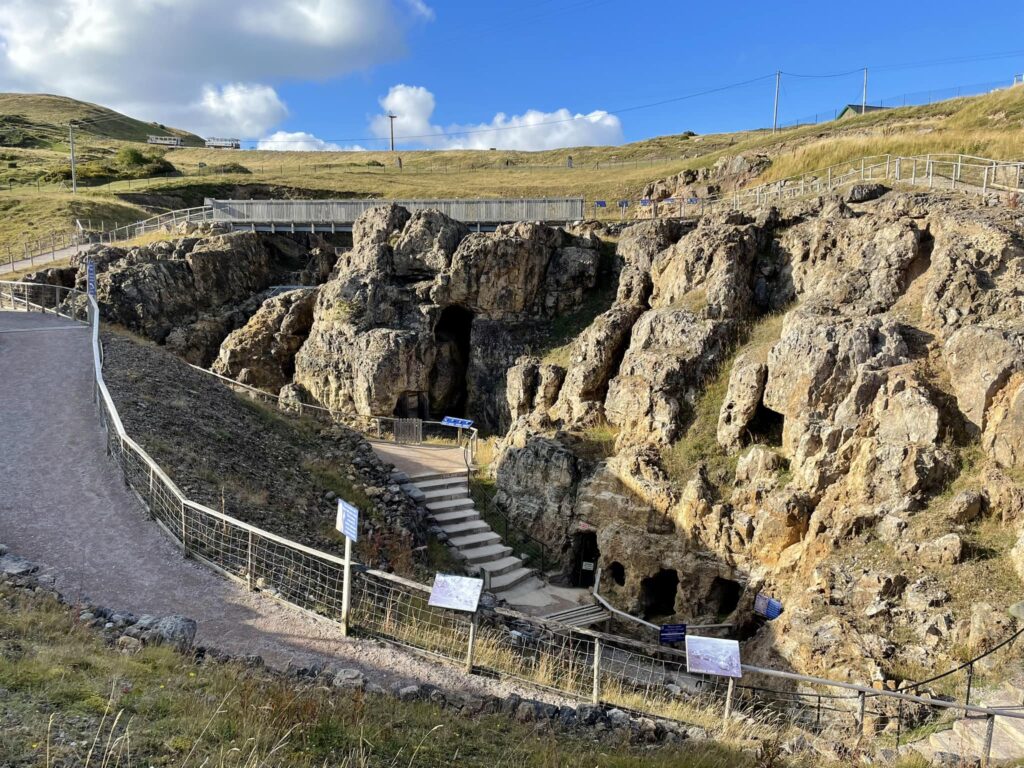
[0,243,81,276]
[0,310,560,701]
[369,440,468,478]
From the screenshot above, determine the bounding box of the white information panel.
[685,635,743,679]
[428,574,484,613]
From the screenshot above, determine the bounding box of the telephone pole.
[862,67,868,113]
[69,122,78,194]
[388,113,398,151]
[772,71,781,134]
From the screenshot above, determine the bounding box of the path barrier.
[4,278,1024,763]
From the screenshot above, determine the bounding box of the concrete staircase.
[911,682,1024,764]
[409,471,541,595]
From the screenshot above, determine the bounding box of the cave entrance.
[393,391,427,419]
[747,401,784,447]
[430,305,473,417]
[570,531,600,588]
[607,561,626,587]
[706,577,742,620]
[640,569,679,620]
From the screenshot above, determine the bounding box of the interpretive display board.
[685,635,742,678]
[428,574,484,613]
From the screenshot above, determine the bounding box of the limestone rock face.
[212,288,318,392]
[984,373,1024,468]
[292,206,602,428]
[717,352,768,452]
[943,325,1024,433]
[605,309,734,446]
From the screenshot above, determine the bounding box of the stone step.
[414,474,470,490]
[487,567,537,593]
[477,556,523,578]
[463,543,513,564]
[928,728,978,759]
[449,531,500,550]
[410,471,470,485]
[438,519,490,536]
[421,485,470,502]
[946,716,1023,762]
[425,497,475,512]
[431,508,480,525]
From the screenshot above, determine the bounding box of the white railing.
[3,278,1024,763]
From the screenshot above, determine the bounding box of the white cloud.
[0,0,433,136]
[200,84,288,137]
[369,84,624,151]
[256,130,366,152]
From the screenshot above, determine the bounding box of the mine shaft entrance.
[570,531,600,588]
[430,305,473,417]
[640,569,679,620]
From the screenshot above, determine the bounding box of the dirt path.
[0,243,81,276]
[0,310,563,702]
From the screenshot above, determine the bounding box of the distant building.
[837,104,892,120]
[147,135,184,147]
[205,137,241,149]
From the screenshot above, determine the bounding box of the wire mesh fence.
[5,281,1024,763]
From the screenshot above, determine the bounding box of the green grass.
[0,581,773,767]
[662,313,785,492]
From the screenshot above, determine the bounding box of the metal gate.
[394,418,423,445]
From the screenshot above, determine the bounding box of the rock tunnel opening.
[747,401,784,447]
[607,561,626,587]
[706,576,742,620]
[570,531,600,588]
[640,568,679,620]
[430,305,474,417]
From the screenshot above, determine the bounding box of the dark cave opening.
[706,576,742,619]
[430,305,474,417]
[570,531,600,588]
[747,400,785,447]
[640,569,679,620]
[607,561,626,587]
[392,390,427,419]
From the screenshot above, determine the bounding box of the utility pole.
[388,113,398,151]
[69,122,78,194]
[772,71,781,134]
[862,67,868,113]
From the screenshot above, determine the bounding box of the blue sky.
[1,0,1022,150]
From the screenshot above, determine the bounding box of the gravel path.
[0,310,564,703]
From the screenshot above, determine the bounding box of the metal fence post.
[465,612,478,673]
[341,534,353,637]
[857,690,867,736]
[966,662,975,707]
[592,638,602,705]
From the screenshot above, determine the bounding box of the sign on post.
[754,593,783,620]
[428,573,484,612]
[86,258,97,299]
[336,499,359,636]
[593,200,607,208]
[685,635,742,678]
[659,623,687,645]
[337,500,359,542]
[441,416,474,429]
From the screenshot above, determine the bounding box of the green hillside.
[0,92,202,148]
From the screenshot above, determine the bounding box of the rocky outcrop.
[292,206,601,428]
[212,287,318,391]
[717,352,768,452]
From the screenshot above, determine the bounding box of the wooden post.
[724,678,735,724]
[592,639,602,705]
[246,530,254,591]
[181,502,188,556]
[341,535,352,636]
[465,612,478,673]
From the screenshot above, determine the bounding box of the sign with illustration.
[86,259,97,299]
[754,593,783,620]
[685,635,742,678]
[441,416,474,429]
[428,574,484,613]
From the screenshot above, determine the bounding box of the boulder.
[943,326,1024,433]
[717,352,768,452]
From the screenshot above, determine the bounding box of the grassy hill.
[0,93,202,147]
[0,86,1021,257]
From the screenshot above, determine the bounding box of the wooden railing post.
[465,612,478,673]
[592,638,602,705]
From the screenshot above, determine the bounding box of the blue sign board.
[754,593,783,620]
[337,499,359,542]
[86,259,97,299]
[441,416,474,429]
[686,197,700,205]
[618,200,630,208]
[664,197,676,203]
[639,198,652,206]
[593,200,607,208]
[659,623,687,644]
